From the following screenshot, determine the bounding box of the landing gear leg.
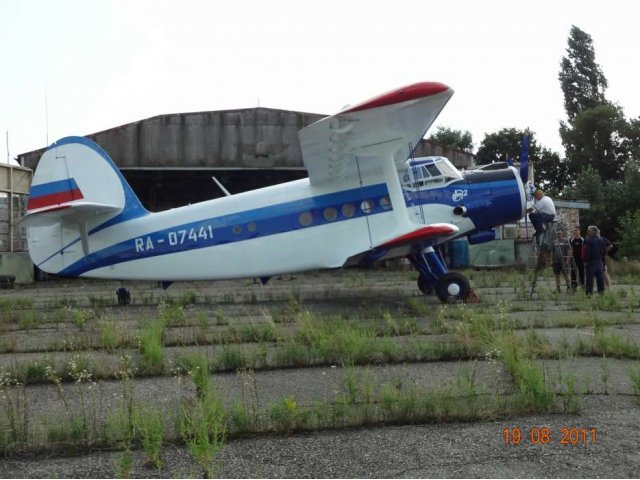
[408,245,471,303]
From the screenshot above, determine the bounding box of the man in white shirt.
[528,188,556,236]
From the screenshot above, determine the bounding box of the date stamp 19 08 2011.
[502,426,598,446]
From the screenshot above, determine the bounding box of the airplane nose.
[459,166,526,231]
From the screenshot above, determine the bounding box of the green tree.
[558,25,608,123]
[426,126,474,152]
[558,26,629,183]
[475,128,538,165]
[475,128,568,191]
[561,102,628,182]
[617,210,640,259]
[534,147,568,194]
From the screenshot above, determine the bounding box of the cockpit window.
[403,156,462,189]
[425,164,440,177]
[437,159,462,181]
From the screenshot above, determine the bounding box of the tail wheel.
[417,274,433,295]
[435,272,470,303]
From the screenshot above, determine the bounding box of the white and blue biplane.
[21,82,527,303]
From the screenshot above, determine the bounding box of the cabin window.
[341,204,355,218]
[380,196,392,210]
[247,223,257,233]
[298,212,313,227]
[360,199,375,214]
[323,207,338,221]
[233,225,242,234]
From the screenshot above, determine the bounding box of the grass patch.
[498,330,554,412]
[139,319,165,374]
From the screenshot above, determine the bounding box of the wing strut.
[379,148,414,232]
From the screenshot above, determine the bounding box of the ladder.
[529,222,578,298]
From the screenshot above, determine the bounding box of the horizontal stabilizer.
[19,202,122,227]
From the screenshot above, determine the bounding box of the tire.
[417,274,434,295]
[435,272,470,303]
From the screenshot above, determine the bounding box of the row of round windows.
[299,196,392,227]
[229,196,393,234]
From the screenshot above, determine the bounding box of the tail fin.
[22,136,148,274]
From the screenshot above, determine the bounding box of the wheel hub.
[447,283,461,296]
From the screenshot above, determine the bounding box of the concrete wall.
[0,252,33,284]
[19,107,476,172]
[20,108,327,170]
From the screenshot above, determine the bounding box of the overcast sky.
[1,0,639,164]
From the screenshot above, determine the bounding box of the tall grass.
[139,319,165,374]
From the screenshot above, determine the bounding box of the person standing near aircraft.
[583,225,606,296]
[528,189,556,238]
[569,226,585,291]
[599,234,613,287]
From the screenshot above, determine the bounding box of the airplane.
[20,82,527,303]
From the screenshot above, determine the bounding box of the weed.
[590,291,622,311]
[133,405,164,469]
[405,297,429,316]
[139,319,165,373]
[100,320,120,351]
[114,355,136,439]
[17,361,49,384]
[114,448,134,479]
[230,399,251,432]
[214,309,229,326]
[177,291,198,307]
[273,290,300,323]
[158,300,185,327]
[498,331,554,412]
[628,363,640,402]
[273,341,310,367]
[88,295,113,308]
[18,310,39,329]
[179,391,227,478]
[69,307,93,329]
[0,372,29,448]
[267,395,299,433]
[592,330,640,359]
[217,346,248,371]
[178,352,211,399]
[600,355,610,394]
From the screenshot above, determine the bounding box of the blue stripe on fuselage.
[58,183,391,276]
[57,174,522,277]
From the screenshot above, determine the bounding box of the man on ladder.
[528,188,556,246]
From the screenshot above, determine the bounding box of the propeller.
[519,135,529,184]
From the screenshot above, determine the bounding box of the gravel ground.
[1,396,638,478]
[1,273,639,478]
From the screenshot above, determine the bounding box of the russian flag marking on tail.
[27,178,84,211]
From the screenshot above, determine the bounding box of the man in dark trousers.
[583,225,606,296]
[569,226,585,291]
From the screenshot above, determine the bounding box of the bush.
[618,210,640,259]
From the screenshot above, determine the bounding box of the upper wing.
[298,82,453,185]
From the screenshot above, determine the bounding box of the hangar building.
[18,107,475,212]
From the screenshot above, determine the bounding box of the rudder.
[23,136,148,274]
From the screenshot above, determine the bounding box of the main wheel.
[417,274,434,295]
[435,272,470,303]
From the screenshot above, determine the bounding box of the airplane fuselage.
[36,160,524,281]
